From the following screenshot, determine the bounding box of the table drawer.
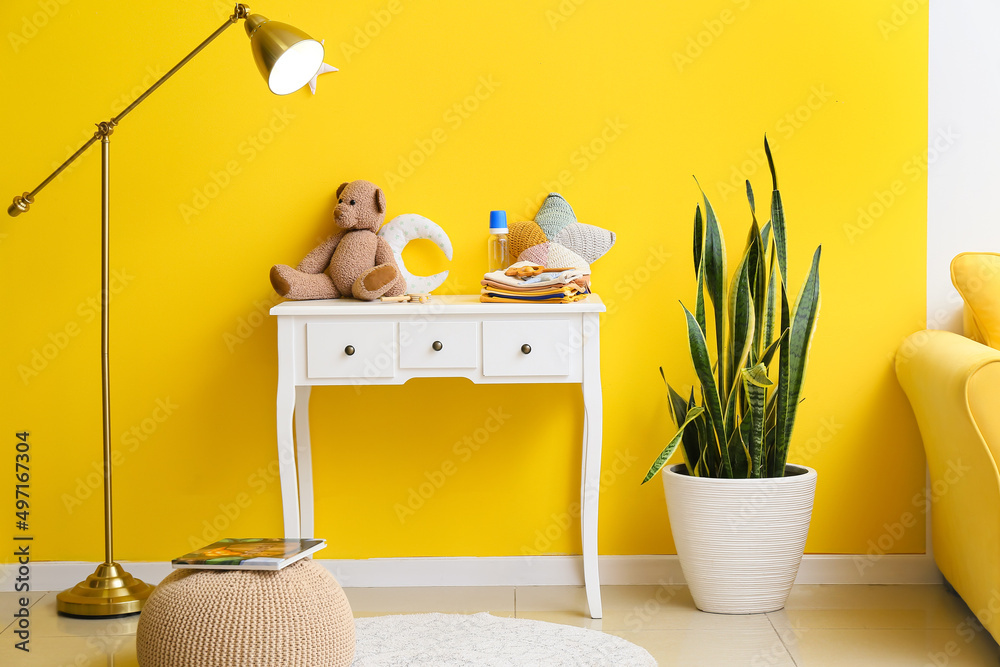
[306,322,395,379]
[400,321,478,369]
[483,319,571,377]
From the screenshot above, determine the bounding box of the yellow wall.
[0,0,927,563]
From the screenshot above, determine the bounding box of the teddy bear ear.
[336,182,349,198]
[374,187,386,213]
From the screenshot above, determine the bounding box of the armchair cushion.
[951,252,1000,347]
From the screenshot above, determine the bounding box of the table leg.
[296,386,315,538]
[581,407,588,531]
[276,318,300,538]
[581,313,603,619]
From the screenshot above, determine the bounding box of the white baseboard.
[0,554,940,592]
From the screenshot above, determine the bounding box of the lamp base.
[56,562,154,618]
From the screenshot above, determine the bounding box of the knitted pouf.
[136,560,354,667]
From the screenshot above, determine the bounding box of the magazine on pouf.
[172,538,326,570]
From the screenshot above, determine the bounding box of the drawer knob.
[344,345,355,356]
[521,344,531,355]
[432,340,443,351]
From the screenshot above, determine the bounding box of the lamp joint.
[95,120,117,138]
[232,4,250,21]
[8,192,34,217]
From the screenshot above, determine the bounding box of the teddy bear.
[508,193,616,276]
[269,180,407,301]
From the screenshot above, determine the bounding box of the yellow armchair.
[896,329,1000,640]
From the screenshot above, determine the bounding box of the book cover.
[172,538,326,571]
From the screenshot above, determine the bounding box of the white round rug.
[351,612,657,666]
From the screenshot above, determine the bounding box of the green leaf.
[727,416,751,478]
[745,180,762,291]
[772,283,792,477]
[664,375,688,426]
[701,407,723,476]
[743,362,773,387]
[723,363,740,440]
[771,191,788,288]
[695,178,727,388]
[781,246,822,460]
[692,205,703,278]
[760,328,788,368]
[764,248,778,349]
[642,406,705,483]
[662,374,704,476]
[725,261,755,453]
[765,134,778,190]
[765,137,788,288]
[763,401,777,479]
[679,387,704,473]
[728,259,755,392]
[695,247,707,339]
[742,371,766,478]
[688,388,708,476]
[682,304,731,477]
[743,217,767,360]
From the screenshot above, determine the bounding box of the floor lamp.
[7,3,326,618]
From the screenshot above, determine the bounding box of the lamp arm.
[7,3,250,217]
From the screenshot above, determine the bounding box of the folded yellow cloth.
[481,284,583,298]
[481,278,588,293]
[480,293,589,303]
[480,261,591,303]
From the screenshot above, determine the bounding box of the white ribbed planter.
[663,463,817,614]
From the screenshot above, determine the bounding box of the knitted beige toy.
[270,180,407,300]
[508,193,616,273]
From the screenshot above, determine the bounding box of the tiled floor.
[1,584,998,665]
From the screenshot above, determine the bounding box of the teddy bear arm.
[296,232,345,274]
[374,235,399,269]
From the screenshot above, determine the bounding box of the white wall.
[928,0,1000,332]
[926,0,1000,558]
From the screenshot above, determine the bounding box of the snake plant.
[643,138,821,481]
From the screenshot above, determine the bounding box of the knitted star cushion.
[507,194,616,268]
[553,222,615,264]
[136,560,355,667]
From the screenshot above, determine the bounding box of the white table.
[270,294,606,618]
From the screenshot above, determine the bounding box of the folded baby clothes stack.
[480,261,591,303]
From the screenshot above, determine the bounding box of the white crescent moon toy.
[378,214,453,293]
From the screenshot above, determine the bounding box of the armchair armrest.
[895,330,1000,639]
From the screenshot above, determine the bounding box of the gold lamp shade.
[245,14,325,95]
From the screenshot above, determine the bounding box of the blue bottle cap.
[489,210,507,231]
